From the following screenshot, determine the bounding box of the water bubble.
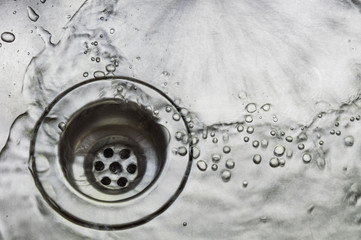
[274,145,285,157]
[298,143,305,150]
[35,155,50,173]
[244,136,249,142]
[269,158,280,168]
[212,154,221,162]
[191,136,199,145]
[225,159,235,169]
[93,71,105,78]
[279,158,286,167]
[58,122,66,131]
[245,115,253,123]
[285,136,293,142]
[270,131,276,136]
[166,106,172,112]
[336,130,341,136]
[335,122,340,127]
[350,117,355,122]
[96,57,101,62]
[175,132,183,140]
[196,160,207,171]
[40,0,46,3]
[330,130,335,135]
[246,103,257,113]
[252,140,259,148]
[319,140,324,145]
[302,153,312,163]
[83,72,88,77]
[273,116,278,122]
[210,132,215,137]
[242,181,248,188]
[183,222,187,227]
[247,126,254,134]
[286,150,293,158]
[318,113,323,118]
[27,6,39,22]
[110,28,115,34]
[223,146,231,154]
[297,132,308,141]
[211,164,218,171]
[344,136,354,146]
[1,32,15,43]
[106,64,116,72]
[253,154,262,164]
[356,115,360,121]
[221,170,231,182]
[212,138,218,143]
[180,108,189,116]
[261,139,269,148]
[94,41,98,46]
[13,11,16,14]
[91,57,95,61]
[191,146,200,159]
[172,113,181,121]
[177,146,187,156]
[237,124,244,132]
[261,103,271,111]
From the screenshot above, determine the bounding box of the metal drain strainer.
[29,77,191,229]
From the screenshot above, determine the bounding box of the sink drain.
[29,76,192,229]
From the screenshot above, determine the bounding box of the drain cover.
[29,77,192,229]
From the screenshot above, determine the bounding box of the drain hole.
[117,177,128,187]
[127,164,137,174]
[109,162,122,174]
[94,161,105,171]
[101,177,111,185]
[103,148,114,158]
[119,149,130,159]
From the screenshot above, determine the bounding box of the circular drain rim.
[29,76,192,230]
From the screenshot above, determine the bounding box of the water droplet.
[177,146,187,156]
[261,139,269,148]
[242,181,248,188]
[225,159,235,169]
[244,136,249,142]
[40,0,46,3]
[344,136,354,146]
[94,41,98,46]
[245,115,253,123]
[106,64,116,72]
[261,103,271,111]
[330,130,335,135]
[172,113,181,121]
[302,153,312,163]
[273,116,278,122]
[356,115,361,121]
[211,164,218,171]
[245,103,257,113]
[298,143,305,150]
[191,136,199,145]
[270,131,276,136]
[196,160,207,171]
[285,136,293,142]
[212,154,221,162]
[223,146,231,154]
[212,138,218,143]
[319,140,324,145]
[183,222,187,227]
[350,117,355,122]
[247,126,254,134]
[96,57,100,62]
[336,130,341,136]
[274,145,285,157]
[1,32,15,43]
[221,170,231,182]
[175,131,184,140]
[58,122,66,131]
[93,71,105,78]
[191,146,200,159]
[27,6,39,22]
[318,113,323,118]
[269,158,280,168]
[165,106,172,112]
[237,124,244,132]
[110,28,115,34]
[91,57,95,61]
[83,72,88,77]
[253,154,262,164]
[210,132,215,137]
[252,140,259,148]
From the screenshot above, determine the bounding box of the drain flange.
[29,77,192,230]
